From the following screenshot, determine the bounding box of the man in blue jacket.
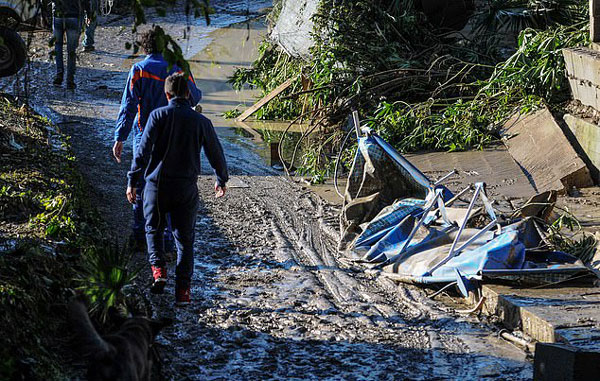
[126,73,228,306]
[113,26,201,252]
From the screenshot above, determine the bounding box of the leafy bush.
[229,0,589,176]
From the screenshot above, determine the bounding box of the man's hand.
[85,16,91,26]
[215,182,226,198]
[194,104,202,113]
[113,141,124,163]
[126,186,136,204]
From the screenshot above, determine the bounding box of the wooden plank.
[236,78,294,121]
[232,120,263,141]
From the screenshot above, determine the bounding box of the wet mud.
[1,3,533,379]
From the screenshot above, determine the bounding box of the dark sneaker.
[150,266,167,294]
[82,45,95,52]
[53,75,63,86]
[175,285,190,306]
[66,80,76,90]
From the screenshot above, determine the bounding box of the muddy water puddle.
[228,120,310,168]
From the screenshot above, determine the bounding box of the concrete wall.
[564,114,600,182]
[563,48,600,110]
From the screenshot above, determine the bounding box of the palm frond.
[472,0,588,37]
[79,241,139,322]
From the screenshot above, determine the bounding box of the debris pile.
[339,126,597,294]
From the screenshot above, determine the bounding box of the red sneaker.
[175,285,191,306]
[150,266,167,294]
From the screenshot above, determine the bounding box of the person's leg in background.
[52,17,65,86]
[143,184,168,294]
[82,16,96,51]
[169,185,199,306]
[64,17,81,89]
[82,0,97,51]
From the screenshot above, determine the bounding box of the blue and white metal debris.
[343,129,589,292]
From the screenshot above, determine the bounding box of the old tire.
[0,27,26,77]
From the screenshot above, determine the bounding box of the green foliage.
[369,24,585,152]
[0,95,124,378]
[129,1,214,75]
[472,0,588,37]
[31,194,76,238]
[482,24,589,102]
[229,41,304,120]
[294,145,331,184]
[80,243,139,322]
[368,100,496,152]
[545,208,597,263]
[231,0,589,177]
[153,25,191,74]
[222,107,242,119]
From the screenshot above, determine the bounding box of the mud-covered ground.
[2,3,533,379]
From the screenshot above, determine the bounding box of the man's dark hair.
[138,26,160,54]
[165,73,189,98]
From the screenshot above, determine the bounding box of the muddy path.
[2,4,533,379]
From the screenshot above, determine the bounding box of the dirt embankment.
[1,2,535,379]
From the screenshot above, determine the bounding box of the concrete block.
[567,77,579,100]
[563,114,600,182]
[533,343,600,381]
[580,52,596,84]
[591,0,600,16]
[561,48,574,78]
[579,81,596,109]
[590,42,600,52]
[478,284,600,351]
[501,108,593,193]
[592,16,600,42]
[563,47,600,108]
[566,47,583,79]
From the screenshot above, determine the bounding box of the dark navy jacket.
[127,98,228,190]
[115,54,202,152]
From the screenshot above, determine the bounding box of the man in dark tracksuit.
[114,26,202,253]
[126,73,228,306]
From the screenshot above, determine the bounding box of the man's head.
[137,26,160,55]
[164,73,189,100]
